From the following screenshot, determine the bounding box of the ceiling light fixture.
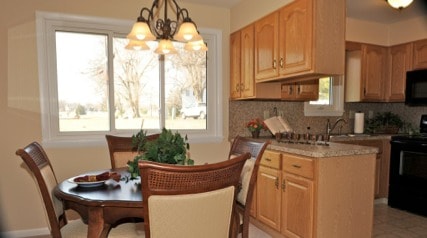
[386,0,414,10]
[126,0,207,54]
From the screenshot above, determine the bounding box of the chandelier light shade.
[125,39,150,50]
[127,0,207,54]
[386,0,414,10]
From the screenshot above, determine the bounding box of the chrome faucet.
[326,118,348,135]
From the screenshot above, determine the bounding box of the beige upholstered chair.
[105,134,159,169]
[229,136,270,238]
[139,152,251,238]
[16,142,141,238]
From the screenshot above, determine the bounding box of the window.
[36,12,222,147]
[303,76,344,116]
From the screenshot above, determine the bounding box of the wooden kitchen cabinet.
[413,39,427,69]
[386,43,413,102]
[254,0,345,82]
[230,25,281,100]
[257,150,281,231]
[255,150,376,237]
[345,43,387,102]
[281,80,319,101]
[338,139,390,198]
[281,154,314,238]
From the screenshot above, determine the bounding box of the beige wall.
[0,0,231,234]
[346,16,427,46]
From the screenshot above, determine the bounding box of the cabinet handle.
[264,157,271,162]
[292,164,302,169]
[240,83,244,91]
[364,87,366,95]
[297,85,301,94]
[235,83,240,92]
[273,59,277,69]
[289,85,293,95]
[280,58,284,68]
[282,179,286,191]
[275,177,279,189]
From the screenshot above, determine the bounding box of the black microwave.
[405,69,427,106]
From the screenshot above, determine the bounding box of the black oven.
[388,115,427,217]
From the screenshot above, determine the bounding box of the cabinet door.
[230,31,241,99]
[279,0,312,75]
[241,24,255,98]
[387,43,413,102]
[257,166,281,231]
[281,173,313,238]
[361,44,387,101]
[281,83,294,100]
[255,12,279,81]
[295,80,319,101]
[413,39,427,69]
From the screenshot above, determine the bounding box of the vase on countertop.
[251,131,260,138]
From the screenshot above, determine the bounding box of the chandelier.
[386,0,414,10]
[126,0,207,54]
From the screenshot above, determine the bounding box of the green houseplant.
[127,128,194,179]
[365,112,404,134]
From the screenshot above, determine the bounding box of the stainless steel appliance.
[405,69,427,106]
[388,115,427,217]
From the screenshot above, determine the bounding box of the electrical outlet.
[368,110,374,119]
[263,110,270,119]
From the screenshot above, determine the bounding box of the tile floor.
[18,204,427,238]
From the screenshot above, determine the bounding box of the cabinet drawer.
[261,150,281,169]
[282,153,314,179]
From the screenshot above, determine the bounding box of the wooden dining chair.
[16,142,142,238]
[228,136,270,238]
[139,152,251,238]
[105,134,159,169]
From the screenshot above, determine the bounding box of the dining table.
[53,168,144,238]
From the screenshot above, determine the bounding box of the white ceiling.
[183,0,427,24]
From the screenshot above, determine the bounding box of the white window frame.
[303,76,345,117]
[36,11,223,147]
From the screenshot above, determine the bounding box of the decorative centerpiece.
[365,112,404,134]
[246,118,268,138]
[127,128,194,179]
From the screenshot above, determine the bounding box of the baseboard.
[374,198,388,204]
[1,227,49,238]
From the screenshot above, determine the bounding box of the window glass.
[56,31,109,132]
[304,76,344,117]
[36,12,221,146]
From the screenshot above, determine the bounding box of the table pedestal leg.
[87,207,111,238]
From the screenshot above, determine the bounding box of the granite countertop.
[249,136,380,158]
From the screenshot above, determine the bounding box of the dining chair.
[16,142,142,238]
[139,152,251,238]
[228,136,270,238]
[105,134,159,169]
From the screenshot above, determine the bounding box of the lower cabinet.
[281,173,313,238]
[255,150,376,238]
[257,150,281,230]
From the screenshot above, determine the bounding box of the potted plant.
[246,118,268,138]
[127,128,194,179]
[365,112,404,134]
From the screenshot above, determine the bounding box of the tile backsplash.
[229,101,427,139]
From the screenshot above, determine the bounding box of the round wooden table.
[54,169,144,238]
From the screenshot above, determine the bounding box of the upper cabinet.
[230,24,281,100]
[413,39,427,69]
[387,43,413,102]
[346,39,427,102]
[254,0,345,82]
[345,42,387,102]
